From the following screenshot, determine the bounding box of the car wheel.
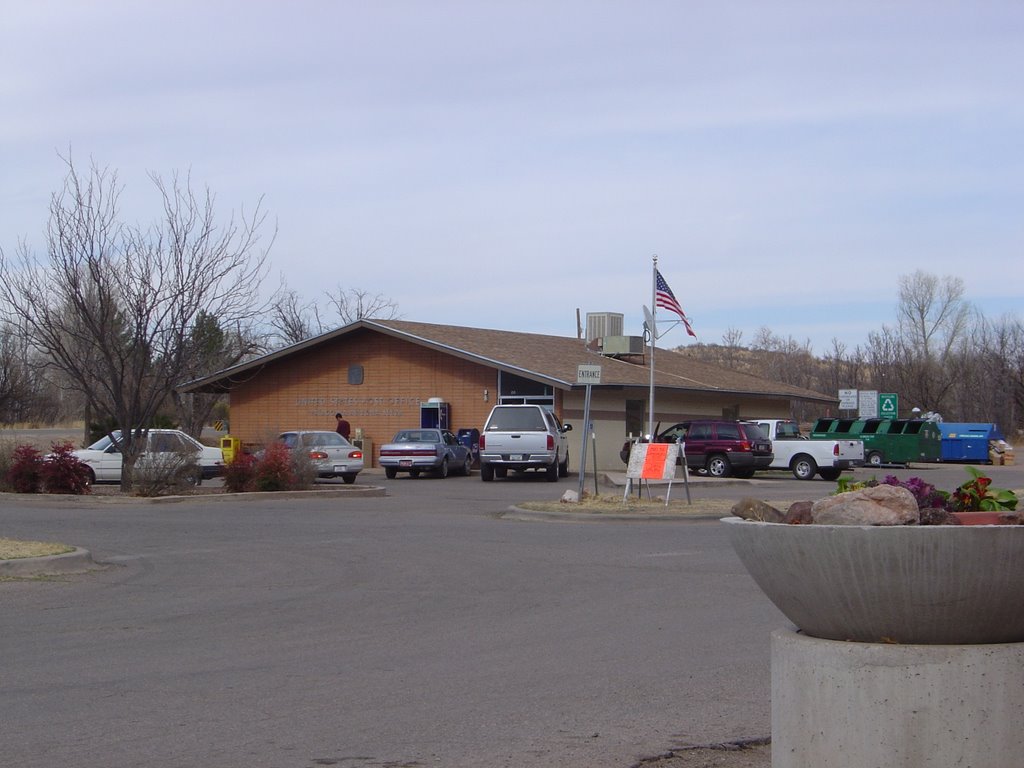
[85,468,96,486]
[384,467,397,479]
[867,451,883,466]
[791,455,818,481]
[545,459,558,482]
[706,454,732,478]
[818,468,842,481]
[481,463,494,481]
[342,474,357,485]
[409,469,421,478]
[461,455,473,476]
[437,458,449,478]
[558,452,569,477]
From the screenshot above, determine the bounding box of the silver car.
[277,430,364,484]
[378,428,473,479]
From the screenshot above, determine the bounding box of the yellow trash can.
[220,436,241,464]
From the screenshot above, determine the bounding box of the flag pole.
[649,255,657,439]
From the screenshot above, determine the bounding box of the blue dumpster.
[939,423,1005,463]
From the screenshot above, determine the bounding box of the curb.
[499,505,729,523]
[0,485,388,505]
[0,547,96,577]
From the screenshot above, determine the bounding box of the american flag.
[655,269,697,338]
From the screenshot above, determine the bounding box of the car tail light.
[546,435,554,450]
[833,444,840,457]
[479,435,486,449]
[309,451,328,460]
[349,450,363,459]
[738,441,752,452]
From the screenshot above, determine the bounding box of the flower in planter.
[948,466,1018,512]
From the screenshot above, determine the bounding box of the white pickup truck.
[750,418,864,481]
[478,404,572,482]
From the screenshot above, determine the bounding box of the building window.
[348,365,364,385]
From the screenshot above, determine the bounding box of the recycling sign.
[879,393,898,420]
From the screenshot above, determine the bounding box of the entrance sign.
[576,365,602,385]
[879,393,898,420]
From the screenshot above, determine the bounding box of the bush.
[6,444,44,493]
[253,441,295,492]
[40,441,92,495]
[289,448,317,489]
[132,446,201,497]
[223,452,257,493]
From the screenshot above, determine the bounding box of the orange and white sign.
[626,442,680,480]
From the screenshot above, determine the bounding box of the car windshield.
[299,432,349,447]
[395,430,439,443]
[771,422,800,439]
[485,408,547,431]
[86,435,117,451]
[744,423,768,440]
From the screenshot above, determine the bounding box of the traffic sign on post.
[576,365,602,385]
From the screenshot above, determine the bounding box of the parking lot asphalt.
[1,469,785,768]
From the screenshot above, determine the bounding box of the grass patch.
[0,537,75,560]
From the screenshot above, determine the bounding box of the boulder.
[560,489,580,504]
[731,497,786,523]
[811,485,920,526]
[784,501,814,525]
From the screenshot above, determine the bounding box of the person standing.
[335,412,351,440]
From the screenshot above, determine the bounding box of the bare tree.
[0,158,273,491]
[268,285,323,346]
[326,287,399,325]
[889,270,973,414]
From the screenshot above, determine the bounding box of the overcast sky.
[3,1,1021,354]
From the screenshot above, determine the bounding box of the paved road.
[3,460,1019,768]
[0,471,786,768]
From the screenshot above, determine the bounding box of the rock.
[731,497,786,523]
[811,485,920,526]
[784,501,814,525]
[560,489,579,504]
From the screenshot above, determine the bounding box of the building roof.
[178,318,835,404]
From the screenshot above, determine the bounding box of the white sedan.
[73,429,225,484]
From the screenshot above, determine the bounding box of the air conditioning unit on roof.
[601,335,645,356]
[585,312,624,343]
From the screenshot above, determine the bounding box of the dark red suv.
[621,419,773,478]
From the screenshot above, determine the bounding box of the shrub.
[0,438,20,492]
[40,441,93,495]
[253,441,295,491]
[289,448,317,489]
[132,446,201,497]
[6,444,44,493]
[223,452,257,493]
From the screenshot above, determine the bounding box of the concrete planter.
[721,516,1024,644]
